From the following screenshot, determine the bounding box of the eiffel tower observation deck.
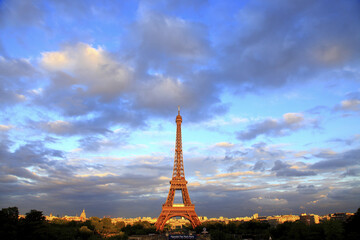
[155,107,201,231]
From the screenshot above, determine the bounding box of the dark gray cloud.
[0,0,122,29]
[327,187,360,202]
[126,9,226,121]
[133,10,210,67]
[3,0,359,129]
[216,0,360,90]
[0,0,43,28]
[38,119,112,136]
[0,57,37,106]
[0,137,170,216]
[327,134,360,146]
[237,113,317,140]
[78,136,121,152]
[30,39,225,135]
[341,168,360,177]
[271,160,316,177]
[3,142,63,168]
[311,148,360,170]
[0,135,358,217]
[223,142,288,172]
[296,185,318,195]
[252,160,265,172]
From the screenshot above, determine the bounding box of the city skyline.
[1,0,360,218]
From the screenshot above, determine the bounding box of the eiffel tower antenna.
[155,107,201,231]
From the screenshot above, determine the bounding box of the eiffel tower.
[155,107,201,231]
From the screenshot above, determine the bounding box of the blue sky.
[0,0,359,218]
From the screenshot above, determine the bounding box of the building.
[80,209,87,222]
[300,214,319,225]
[330,212,353,222]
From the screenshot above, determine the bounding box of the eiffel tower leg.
[156,207,201,231]
[155,210,169,231]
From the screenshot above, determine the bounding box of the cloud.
[216,0,360,90]
[78,133,129,152]
[204,171,257,180]
[252,161,266,172]
[35,40,226,129]
[327,187,360,202]
[340,100,360,111]
[311,148,360,170]
[39,119,111,136]
[133,8,210,73]
[0,125,13,131]
[220,142,289,172]
[334,92,360,113]
[237,113,316,140]
[0,0,44,28]
[250,197,288,206]
[117,8,228,121]
[0,56,36,106]
[214,142,235,148]
[133,75,190,113]
[40,43,133,102]
[297,185,318,195]
[0,136,172,216]
[341,168,360,177]
[271,160,316,177]
[41,120,73,135]
[327,134,360,146]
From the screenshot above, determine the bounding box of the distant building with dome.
[80,209,86,222]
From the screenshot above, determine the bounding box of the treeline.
[0,207,134,239]
[1,207,360,240]
[194,208,360,240]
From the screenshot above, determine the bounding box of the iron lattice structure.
[155,107,201,231]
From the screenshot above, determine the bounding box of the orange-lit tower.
[155,106,201,231]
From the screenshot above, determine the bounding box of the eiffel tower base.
[155,205,201,231]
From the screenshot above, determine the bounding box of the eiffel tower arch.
[155,107,201,231]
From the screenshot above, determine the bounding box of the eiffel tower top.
[173,106,185,179]
[176,105,182,123]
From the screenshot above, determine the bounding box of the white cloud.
[202,116,248,128]
[0,125,13,131]
[283,113,303,124]
[214,142,235,148]
[340,99,360,111]
[40,43,133,99]
[204,171,257,180]
[159,176,171,181]
[43,120,73,135]
[250,197,288,205]
[134,75,188,110]
[75,173,117,178]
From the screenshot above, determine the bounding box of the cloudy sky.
[1,0,360,218]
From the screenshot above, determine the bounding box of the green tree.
[101,217,117,235]
[90,216,102,234]
[25,209,45,223]
[0,206,19,223]
[79,225,93,239]
[323,220,344,240]
[18,209,47,240]
[115,221,125,230]
[0,206,19,239]
[345,208,360,240]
